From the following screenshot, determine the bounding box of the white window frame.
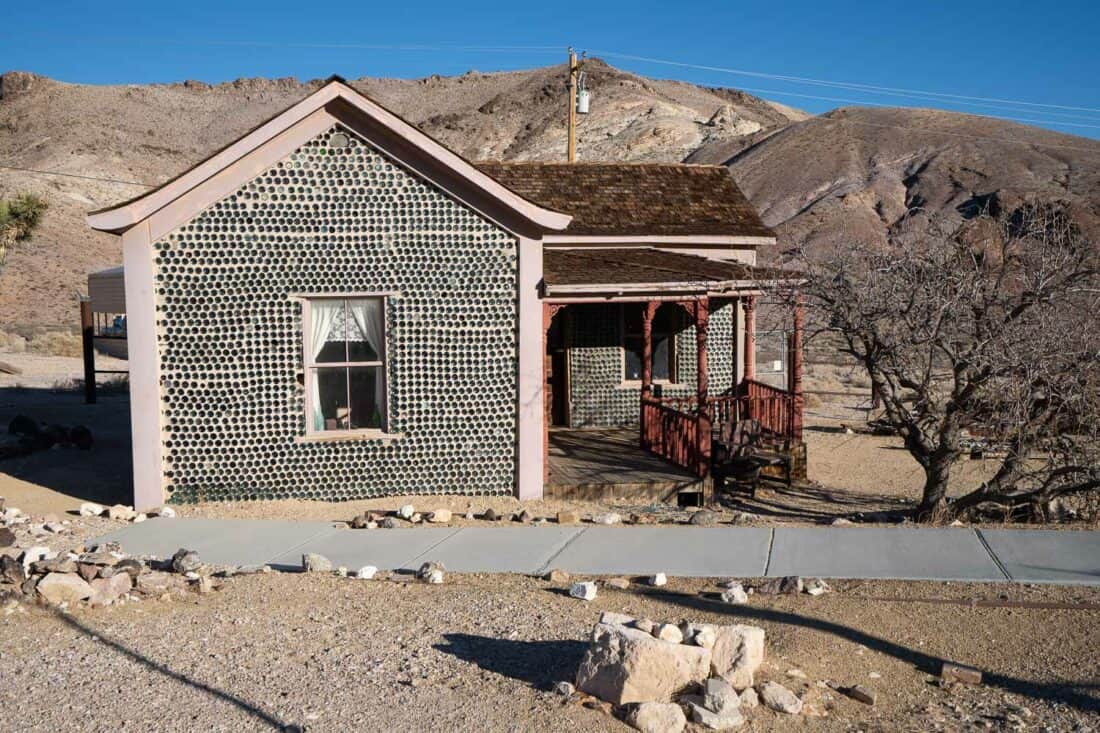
[298,293,397,441]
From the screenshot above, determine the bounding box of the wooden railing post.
[695,298,710,477]
[80,298,96,405]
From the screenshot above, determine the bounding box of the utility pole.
[567,47,578,163]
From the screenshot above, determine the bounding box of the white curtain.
[309,300,342,431]
[349,299,385,425]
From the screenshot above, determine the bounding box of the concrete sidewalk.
[93,519,1100,585]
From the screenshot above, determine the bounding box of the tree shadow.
[633,587,1100,713]
[42,603,295,730]
[434,633,588,690]
[717,482,911,523]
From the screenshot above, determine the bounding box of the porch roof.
[542,248,799,296]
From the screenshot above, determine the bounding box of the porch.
[546,427,704,501]
[542,248,805,498]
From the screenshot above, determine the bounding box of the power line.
[590,49,1100,116]
[0,164,153,187]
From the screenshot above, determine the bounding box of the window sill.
[296,430,403,445]
[616,381,687,390]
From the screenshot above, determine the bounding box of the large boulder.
[90,572,133,606]
[576,622,711,705]
[709,624,766,690]
[36,573,94,605]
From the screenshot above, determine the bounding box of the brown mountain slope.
[3,64,1100,330]
[0,62,800,328]
[707,107,1100,258]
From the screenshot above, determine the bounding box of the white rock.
[302,553,332,572]
[36,572,94,605]
[649,572,667,587]
[158,507,177,518]
[576,622,711,705]
[107,504,136,521]
[355,565,378,579]
[692,626,718,649]
[396,504,415,520]
[786,668,807,679]
[592,512,622,525]
[599,611,636,626]
[79,502,104,517]
[759,681,803,714]
[654,623,684,644]
[627,701,687,733]
[426,509,452,523]
[423,569,444,584]
[704,677,742,714]
[738,687,759,709]
[336,566,348,577]
[687,701,745,730]
[803,578,830,596]
[569,581,598,601]
[720,584,749,605]
[409,512,422,524]
[710,625,766,690]
[553,680,575,697]
[132,513,147,523]
[20,546,54,571]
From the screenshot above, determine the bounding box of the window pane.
[653,336,671,381]
[623,337,643,381]
[312,300,347,363]
[347,298,382,362]
[349,366,384,429]
[315,367,349,431]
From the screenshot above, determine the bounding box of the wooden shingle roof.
[543,248,797,292]
[475,162,774,238]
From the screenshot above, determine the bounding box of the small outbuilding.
[87,77,804,509]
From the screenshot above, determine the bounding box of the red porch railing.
[641,379,801,477]
[640,395,703,476]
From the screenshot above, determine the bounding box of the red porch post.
[742,295,756,382]
[789,296,804,441]
[694,297,711,477]
[639,301,658,449]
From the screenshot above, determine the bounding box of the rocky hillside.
[1,61,1098,328]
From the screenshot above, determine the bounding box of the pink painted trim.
[516,235,544,499]
[120,221,164,511]
[87,80,571,234]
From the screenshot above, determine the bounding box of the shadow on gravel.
[639,588,1100,713]
[435,633,587,689]
[49,606,295,731]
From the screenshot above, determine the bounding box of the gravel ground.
[2,570,1098,732]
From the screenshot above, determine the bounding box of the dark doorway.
[547,310,569,427]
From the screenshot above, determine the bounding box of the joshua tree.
[796,204,1100,520]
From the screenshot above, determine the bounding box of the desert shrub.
[0,193,46,243]
[28,330,82,357]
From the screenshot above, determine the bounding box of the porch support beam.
[639,301,658,449]
[743,295,756,381]
[694,297,711,477]
[789,296,805,441]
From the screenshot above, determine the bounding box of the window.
[622,304,681,383]
[304,297,387,434]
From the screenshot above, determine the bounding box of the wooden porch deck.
[546,428,704,501]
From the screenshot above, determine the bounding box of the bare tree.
[797,204,1100,520]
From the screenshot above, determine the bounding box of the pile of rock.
[1,415,93,459]
[0,544,223,608]
[573,611,809,731]
[78,502,177,523]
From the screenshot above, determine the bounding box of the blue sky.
[3,1,1099,139]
